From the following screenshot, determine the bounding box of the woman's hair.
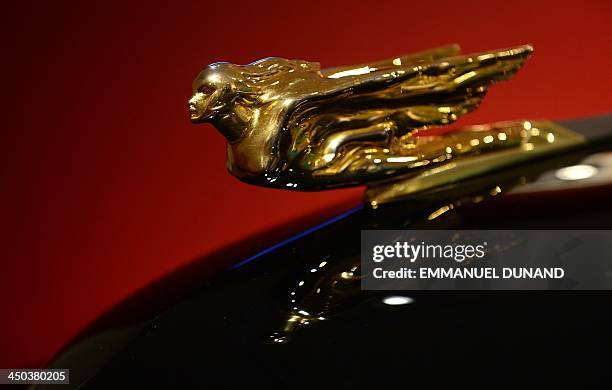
[219,57,321,96]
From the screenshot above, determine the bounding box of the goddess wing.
[288,45,533,169]
[388,44,534,128]
[319,45,533,127]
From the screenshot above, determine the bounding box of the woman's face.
[189,64,231,123]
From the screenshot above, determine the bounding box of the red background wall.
[2,0,611,367]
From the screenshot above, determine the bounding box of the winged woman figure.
[189,44,533,190]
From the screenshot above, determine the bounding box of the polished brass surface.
[365,120,586,205]
[190,44,583,203]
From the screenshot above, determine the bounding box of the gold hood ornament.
[189,44,585,205]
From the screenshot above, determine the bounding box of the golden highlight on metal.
[189,44,585,204]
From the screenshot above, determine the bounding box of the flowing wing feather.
[288,45,534,174]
